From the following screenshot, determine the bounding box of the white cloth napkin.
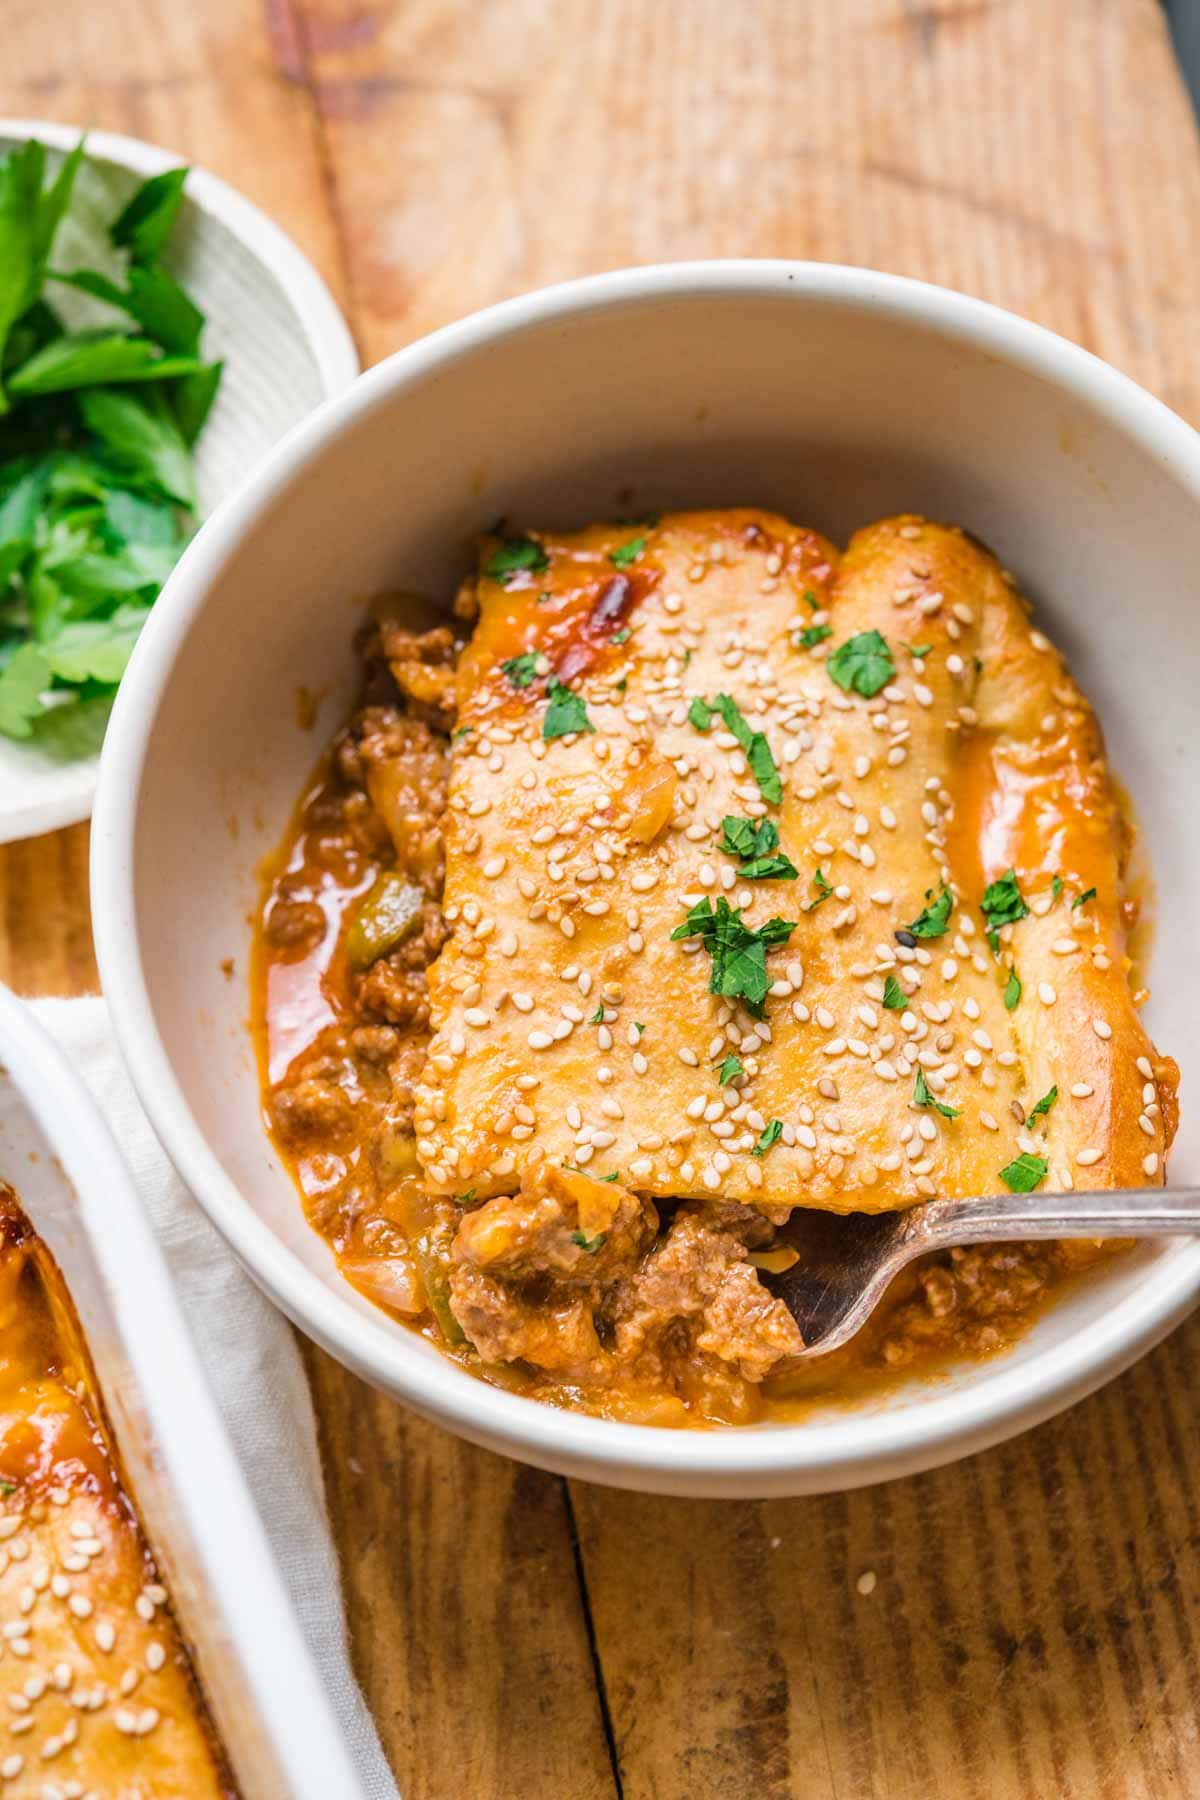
[31,996,400,1800]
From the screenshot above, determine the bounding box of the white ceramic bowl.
[0,119,358,845]
[92,262,1200,1497]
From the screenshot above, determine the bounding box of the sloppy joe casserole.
[0,1187,235,1795]
[255,511,1177,1427]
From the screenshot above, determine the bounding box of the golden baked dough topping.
[414,511,1173,1215]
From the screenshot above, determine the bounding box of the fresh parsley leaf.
[1004,967,1022,1010]
[110,166,188,264]
[717,815,797,879]
[882,973,908,1010]
[738,853,798,880]
[907,886,953,938]
[7,330,204,396]
[713,692,782,804]
[1073,887,1097,910]
[909,643,932,658]
[688,695,713,731]
[78,387,197,509]
[805,867,835,912]
[1051,875,1063,902]
[172,360,223,445]
[670,896,796,1016]
[752,1119,783,1157]
[40,604,150,684]
[542,676,593,740]
[570,1229,608,1254]
[913,1067,961,1119]
[0,137,84,409]
[610,626,630,644]
[501,652,539,689]
[485,535,549,582]
[999,1152,1048,1194]
[981,869,1029,947]
[717,1054,744,1085]
[827,629,895,698]
[51,264,205,356]
[796,623,831,649]
[0,641,49,737]
[1028,1085,1058,1123]
[610,535,645,568]
[589,1004,605,1024]
[720,816,773,859]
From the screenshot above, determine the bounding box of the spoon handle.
[905,1187,1200,1252]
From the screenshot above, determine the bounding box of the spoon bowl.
[766,1188,1200,1358]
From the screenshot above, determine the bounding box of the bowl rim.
[0,116,359,846]
[92,259,1200,1490]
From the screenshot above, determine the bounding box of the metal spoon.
[761,1188,1200,1359]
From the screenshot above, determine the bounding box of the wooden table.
[5,3,1200,1793]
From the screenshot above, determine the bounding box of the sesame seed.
[1076,1148,1103,1167]
[1038,982,1056,1006]
[1144,1152,1160,1176]
[1092,1018,1112,1040]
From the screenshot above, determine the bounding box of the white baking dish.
[0,983,367,1800]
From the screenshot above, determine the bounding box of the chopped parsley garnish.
[688,696,714,731]
[634,1022,645,1036]
[999,1152,1049,1194]
[752,1119,783,1157]
[907,886,953,939]
[610,535,646,568]
[882,973,908,1010]
[827,629,895,698]
[805,867,835,912]
[610,626,631,644]
[711,692,782,805]
[0,1481,13,1497]
[453,724,472,741]
[803,589,818,610]
[796,623,831,649]
[717,815,797,880]
[485,535,548,581]
[1028,1085,1058,1123]
[717,1053,744,1086]
[1073,887,1097,910]
[570,1230,608,1254]
[1004,967,1022,1010]
[913,1067,961,1119]
[0,140,225,741]
[456,1188,477,1205]
[670,896,796,1016]
[589,1004,605,1024]
[1051,875,1063,902]
[501,652,539,688]
[542,677,593,740]
[909,643,932,659]
[981,869,1029,951]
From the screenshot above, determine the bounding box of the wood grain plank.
[302,1345,616,1800]
[5,0,1200,1796]
[0,7,614,1796]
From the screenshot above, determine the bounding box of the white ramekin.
[91,262,1200,1496]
